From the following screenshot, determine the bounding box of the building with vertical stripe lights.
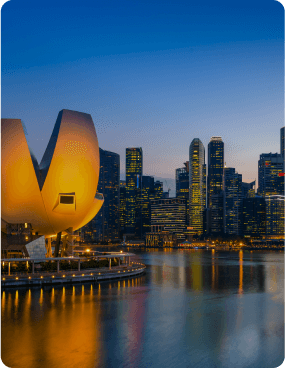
[125,148,143,238]
[189,138,206,236]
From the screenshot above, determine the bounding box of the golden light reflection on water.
[51,287,55,304]
[62,287,66,306]
[191,253,202,291]
[238,250,243,295]
[39,288,43,305]
[15,290,19,309]
[2,291,5,312]
[211,249,215,290]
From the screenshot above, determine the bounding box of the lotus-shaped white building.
[1,109,104,256]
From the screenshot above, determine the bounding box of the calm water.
[2,249,284,368]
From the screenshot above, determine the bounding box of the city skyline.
[2,0,283,184]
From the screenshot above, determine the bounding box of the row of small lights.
[2,262,145,281]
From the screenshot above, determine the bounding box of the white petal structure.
[1,109,104,237]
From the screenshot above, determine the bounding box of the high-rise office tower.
[176,162,189,223]
[243,195,266,239]
[154,180,163,200]
[119,180,126,238]
[265,195,285,238]
[141,175,155,235]
[189,138,206,236]
[242,181,255,198]
[151,198,186,239]
[280,127,285,171]
[207,137,224,208]
[210,192,224,234]
[223,167,243,235]
[81,148,120,242]
[258,153,283,196]
[125,148,143,237]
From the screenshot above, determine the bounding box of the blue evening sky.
[2,0,284,185]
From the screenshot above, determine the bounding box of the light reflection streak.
[238,250,243,295]
[39,288,43,305]
[15,290,19,309]
[211,249,215,290]
[51,288,55,305]
[2,291,5,312]
[62,287,66,305]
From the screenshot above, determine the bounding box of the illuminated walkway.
[1,253,146,288]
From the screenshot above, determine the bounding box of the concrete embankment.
[1,263,146,288]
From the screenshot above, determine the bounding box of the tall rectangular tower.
[176,162,189,223]
[189,138,206,236]
[125,148,143,237]
[223,167,243,235]
[207,137,224,208]
[258,153,283,196]
[81,148,120,242]
[141,175,155,235]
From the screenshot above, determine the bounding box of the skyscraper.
[176,162,189,223]
[280,127,285,171]
[81,148,120,242]
[125,148,143,237]
[154,180,163,200]
[151,198,186,239]
[223,167,243,235]
[258,153,283,196]
[141,175,155,235]
[265,195,285,239]
[119,180,126,238]
[210,192,224,234]
[189,138,206,236]
[207,137,224,208]
[243,195,266,239]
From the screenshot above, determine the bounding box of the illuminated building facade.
[223,167,243,235]
[281,127,285,160]
[210,192,224,234]
[243,196,266,239]
[189,138,206,236]
[141,175,155,235]
[119,181,126,238]
[265,195,285,239]
[258,153,283,197]
[1,109,103,257]
[154,181,163,200]
[151,198,186,239]
[207,137,224,208]
[125,148,143,237]
[176,162,189,223]
[81,149,120,242]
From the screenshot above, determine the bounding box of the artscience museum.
[1,109,104,258]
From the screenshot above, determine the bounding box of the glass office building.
[258,153,283,197]
[243,196,266,239]
[81,148,120,242]
[141,175,155,235]
[265,195,285,239]
[151,198,186,239]
[189,138,206,236]
[223,167,243,235]
[176,162,189,223]
[207,137,224,208]
[125,148,143,237]
[119,180,126,238]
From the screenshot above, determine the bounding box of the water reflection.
[1,250,283,368]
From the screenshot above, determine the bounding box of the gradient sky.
[2,0,284,187]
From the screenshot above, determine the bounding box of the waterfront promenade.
[1,252,146,288]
